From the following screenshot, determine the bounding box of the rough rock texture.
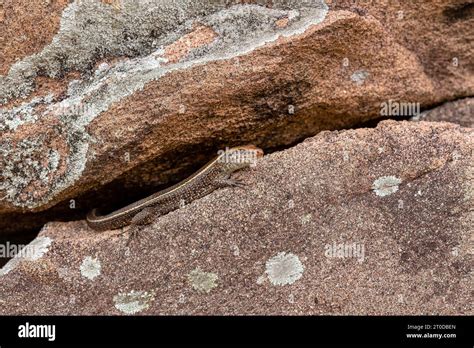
[0,121,472,315]
[413,97,473,127]
[332,0,474,99]
[0,0,70,76]
[1,0,473,226]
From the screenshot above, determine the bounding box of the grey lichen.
[265,251,304,286]
[0,95,50,131]
[0,0,328,103]
[188,267,219,293]
[350,69,369,85]
[0,132,88,209]
[113,290,155,314]
[79,256,101,280]
[372,175,402,197]
[301,213,312,225]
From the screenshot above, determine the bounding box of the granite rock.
[0,121,471,315]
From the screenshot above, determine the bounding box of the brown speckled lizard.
[86,145,263,241]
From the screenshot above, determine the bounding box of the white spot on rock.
[288,9,300,21]
[351,70,369,85]
[343,150,349,162]
[256,274,267,285]
[288,104,295,114]
[22,236,52,260]
[80,256,101,280]
[188,268,218,293]
[301,213,312,225]
[178,293,186,304]
[452,151,461,161]
[0,236,53,276]
[372,176,402,197]
[265,252,304,286]
[96,62,110,73]
[262,209,271,220]
[231,244,240,257]
[113,290,155,314]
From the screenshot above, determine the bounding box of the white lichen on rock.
[0,128,89,209]
[372,176,402,197]
[113,290,155,314]
[188,267,219,293]
[80,256,101,280]
[301,213,312,225]
[0,236,53,276]
[256,274,267,284]
[0,95,51,131]
[20,236,52,260]
[231,244,240,257]
[265,252,304,286]
[351,69,369,85]
[1,0,329,103]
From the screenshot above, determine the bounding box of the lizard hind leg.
[126,207,156,246]
[214,175,247,188]
[130,207,156,226]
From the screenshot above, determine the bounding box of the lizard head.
[217,145,264,171]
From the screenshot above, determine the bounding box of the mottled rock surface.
[331,0,474,99]
[0,0,70,76]
[413,98,473,127]
[0,121,472,315]
[1,0,472,225]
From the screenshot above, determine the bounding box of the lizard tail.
[86,208,101,222]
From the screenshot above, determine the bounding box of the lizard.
[86,145,264,241]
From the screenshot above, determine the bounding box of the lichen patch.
[372,176,402,197]
[188,267,218,293]
[301,213,312,225]
[351,69,369,85]
[265,252,304,286]
[80,256,101,280]
[113,290,155,314]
